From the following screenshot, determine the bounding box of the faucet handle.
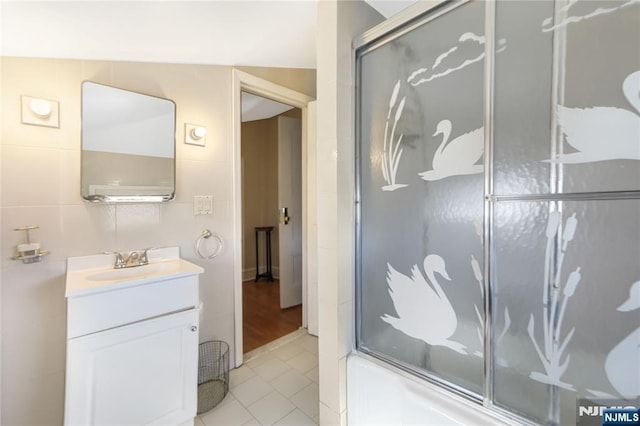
[115,252,126,268]
[140,247,157,265]
[104,251,126,268]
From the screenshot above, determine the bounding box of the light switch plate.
[194,195,213,215]
[21,96,59,128]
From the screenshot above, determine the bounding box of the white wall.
[315,0,384,424]
[0,27,4,426]
[0,57,314,425]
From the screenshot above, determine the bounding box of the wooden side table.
[254,226,274,282]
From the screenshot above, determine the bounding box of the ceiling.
[1,0,418,122]
[0,1,417,68]
[0,1,318,68]
[242,92,293,122]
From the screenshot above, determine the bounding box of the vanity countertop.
[65,247,203,298]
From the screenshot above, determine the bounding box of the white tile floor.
[197,332,319,426]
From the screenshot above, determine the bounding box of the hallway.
[243,279,303,353]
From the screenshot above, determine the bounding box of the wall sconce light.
[185,123,207,147]
[21,95,59,128]
[30,98,52,118]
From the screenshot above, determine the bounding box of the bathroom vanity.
[64,247,203,426]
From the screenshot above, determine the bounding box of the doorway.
[232,70,316,367]
[240,94,303,353]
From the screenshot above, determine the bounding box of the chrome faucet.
[124,251,140,266]
[109,248,153,268]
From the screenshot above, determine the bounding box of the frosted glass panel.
[493,0,640,195]
[356,0,640,423]
[357,1,486,394]
[493,200,640,423]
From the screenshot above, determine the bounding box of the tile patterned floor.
[196,332,319,426]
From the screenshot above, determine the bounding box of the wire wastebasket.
[197,340,229,414]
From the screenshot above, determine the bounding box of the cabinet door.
[65,309,199,426]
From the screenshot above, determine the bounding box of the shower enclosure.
[355,0,639,424]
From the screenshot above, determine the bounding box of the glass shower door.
[355,0,640,423]
[357,0,487,396]
[491,1,640,423]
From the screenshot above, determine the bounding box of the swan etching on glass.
[604,280,640,399]
[419,120,484,181]
[381,254,466,354]
[545,70,640,164]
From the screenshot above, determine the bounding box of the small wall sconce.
[21,95,59,128]
[185,123,207,146]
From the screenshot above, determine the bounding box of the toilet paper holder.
[11,226,50,264]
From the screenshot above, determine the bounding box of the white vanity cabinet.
[64,248,204,426]
[65,309,198,425]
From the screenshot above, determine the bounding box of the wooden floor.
[243,279,302,353]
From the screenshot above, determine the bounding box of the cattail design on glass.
[381,80,408,191]
[528,211,581,390]
[471,255,511,366]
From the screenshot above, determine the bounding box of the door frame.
[232,69,314,367]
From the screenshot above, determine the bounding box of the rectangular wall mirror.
[81,81,176,202]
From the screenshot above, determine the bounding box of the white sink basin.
[86,263,170,281]
[65,247,204,297]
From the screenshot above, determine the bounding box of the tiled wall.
[0,51,3,425]
[0,57,314,425]
[315,1,383,425]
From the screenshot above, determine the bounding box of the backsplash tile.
[60,204,117,256]
[158,201,196,249]
[115,203,162,250]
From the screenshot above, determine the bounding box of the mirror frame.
[80,81,177,203]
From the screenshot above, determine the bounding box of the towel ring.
[195,229,223,259]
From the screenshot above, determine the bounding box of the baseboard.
[242,267,280,282]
